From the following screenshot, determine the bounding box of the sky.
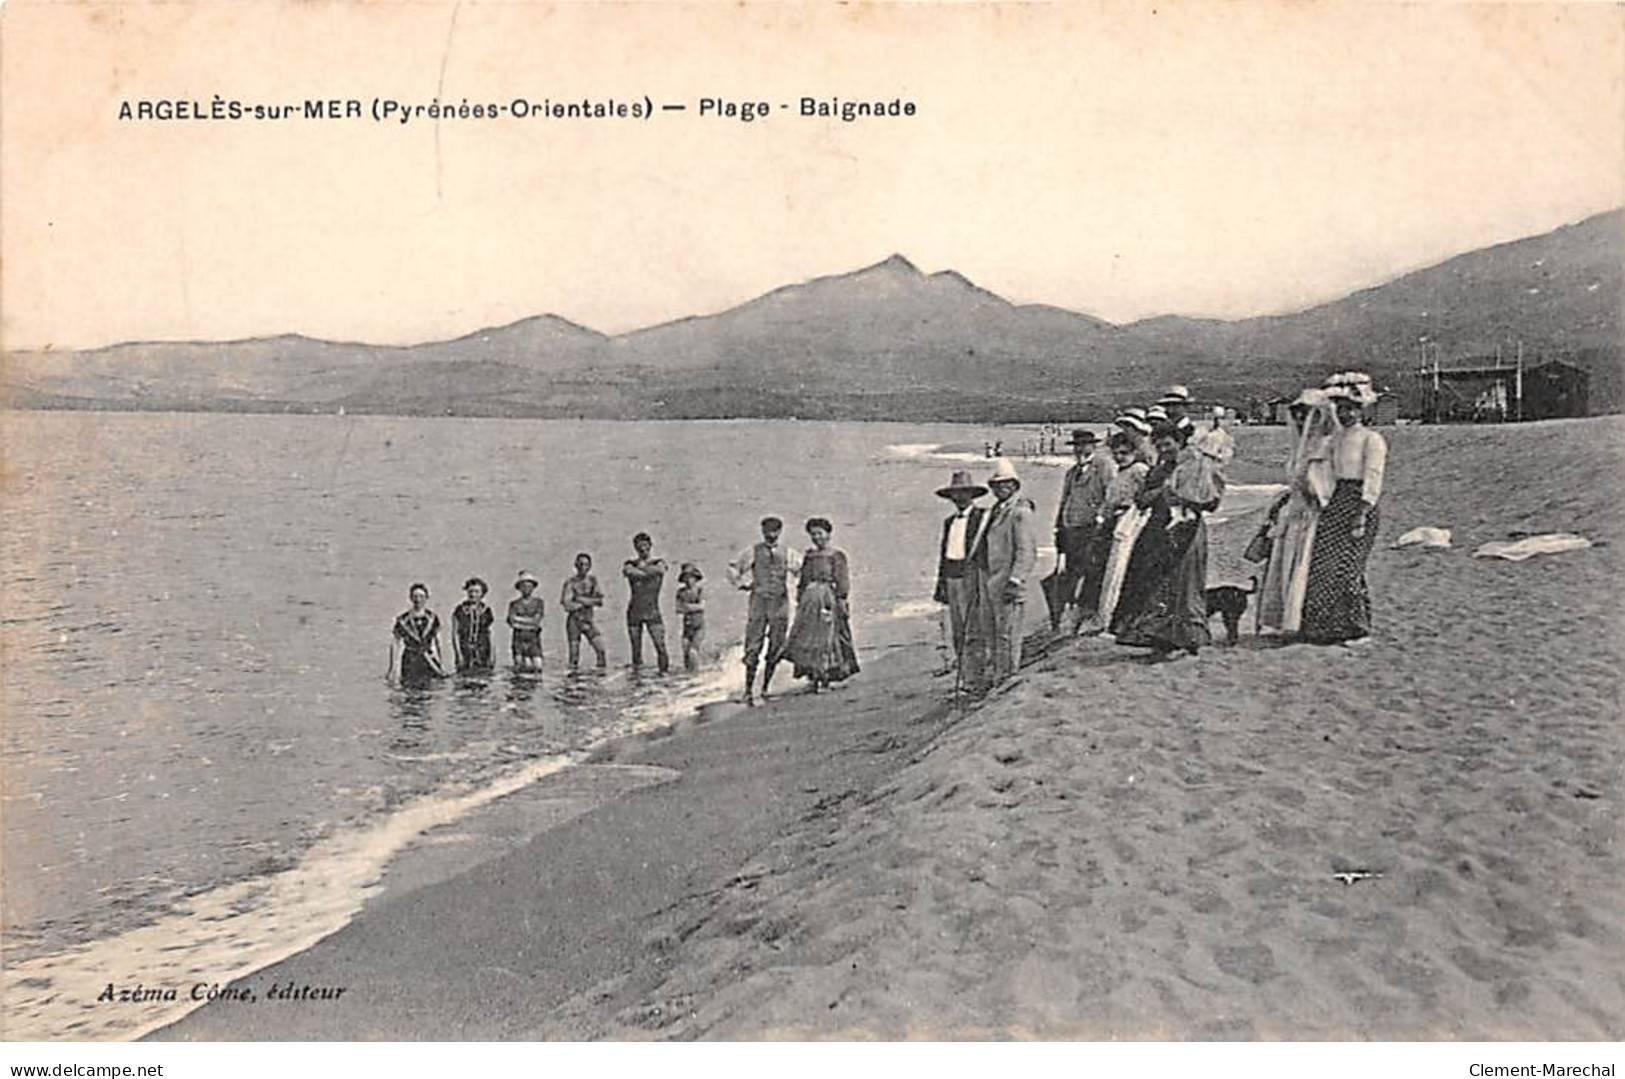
[1,1,1621,350]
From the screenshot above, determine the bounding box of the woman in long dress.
[1301,382,1387,643]
[1258,390,1338,636]
[1115,423,1224,656]
[389,583,448,686]
[1107,424,1179,638]
[780,517,860,692]
[1087,432,1151,632]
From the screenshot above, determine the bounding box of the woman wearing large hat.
[1113,408,1155,465]
[1258,388,1337,636]
[1299,372,1387,643]
[1112,419,1218,657]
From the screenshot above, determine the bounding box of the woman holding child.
[1113,420,1223,657]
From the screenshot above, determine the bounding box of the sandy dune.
[540,418,1625,1039]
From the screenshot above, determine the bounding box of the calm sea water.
[0,411,1275,1037]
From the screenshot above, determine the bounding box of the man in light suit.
[931,470,988,687]
[970,457,1037,689]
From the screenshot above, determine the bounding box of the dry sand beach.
[156,418,1623,1041]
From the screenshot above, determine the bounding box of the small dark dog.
[1205,575,1258,644]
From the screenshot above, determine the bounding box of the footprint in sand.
[1211,942,1281,984]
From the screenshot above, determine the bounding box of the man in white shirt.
[932,470,988,688]
[727,516,802,704]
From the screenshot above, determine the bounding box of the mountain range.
[5,209,1620,422]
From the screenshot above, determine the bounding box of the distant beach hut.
[1416,353,1591,423]
[1371,392,1400,425]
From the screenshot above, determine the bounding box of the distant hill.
[5,210,1620,420]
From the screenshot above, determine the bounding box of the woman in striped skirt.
[1300,378,1387,644]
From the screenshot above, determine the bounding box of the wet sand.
[158,418,1624,1040]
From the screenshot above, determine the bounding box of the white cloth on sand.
[1393,527,1452,549]
[1472,533,1592,561]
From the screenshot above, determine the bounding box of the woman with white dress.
[1259,389,1338,636]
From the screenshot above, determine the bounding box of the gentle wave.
[2,648,746,1042]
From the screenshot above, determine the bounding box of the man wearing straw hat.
[970,457,1037,689]
[932,469,989,687]
[1158,384,1192,425]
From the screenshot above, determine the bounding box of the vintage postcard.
[1,0,1621,1051]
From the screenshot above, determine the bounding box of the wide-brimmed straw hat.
[514,570,539,588]
[1325,371,1379,406]
[1114,414,1152,436]
[936,469,988,499]
[1158,384,1192,405]
[678,562,703,582]
[1291,387,1328,408]
[1146,404,1170,423]
[986,457,1022,487]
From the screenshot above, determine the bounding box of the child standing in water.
[507,571,546,672]
[675,563,707,672]
[451,577,495,673]
[560,553,609,671]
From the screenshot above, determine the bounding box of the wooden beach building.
[1415,352,1591,424]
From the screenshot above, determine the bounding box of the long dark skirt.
[1301,480,1378,643]
[399,648,439,687]
[781,581,860,682]
[1116,517,1211,653]
[1110,506,1174,636]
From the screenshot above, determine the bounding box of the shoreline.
[148,635,972,1039]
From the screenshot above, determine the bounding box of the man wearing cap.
[1053,429,1116,631]
[970,458,1037,689]
[932,470,989,687]
[727,516,802,704]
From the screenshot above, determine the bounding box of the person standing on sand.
[1053,429,1115,632]
[931,469,989,687]
[560,553,609,670]
[970,458,1037,689]
[781,517,859,693]
[1301,372,1387,645]
[1115,421,1222,659]
[622,532,670,674]
[727,516,801,704]
[1108,423,1182,639]
[1259,389,1337,637]
[1086,432,1151,634]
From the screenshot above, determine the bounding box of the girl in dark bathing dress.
[451,577,495,673]
[390,583,448,687]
